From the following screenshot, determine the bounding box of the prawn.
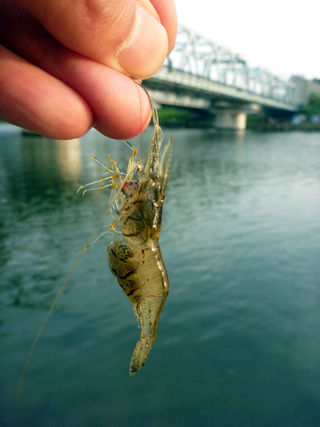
[16,97,172,393]
[106,105,172,374]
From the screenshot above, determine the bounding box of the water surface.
[1,125,320,426]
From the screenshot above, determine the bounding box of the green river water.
[1,125,320,427]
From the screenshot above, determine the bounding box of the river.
[1,124,320,427]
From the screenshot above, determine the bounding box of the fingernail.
[116,5,168,80]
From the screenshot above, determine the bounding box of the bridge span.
[144,24,298,130]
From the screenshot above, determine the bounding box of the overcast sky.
[174,0,320,81]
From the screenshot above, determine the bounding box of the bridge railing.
[156,24,298,107]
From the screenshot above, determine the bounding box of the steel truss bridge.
[144,24,298,129]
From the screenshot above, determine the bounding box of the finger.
[0,46,92,139]
[14,0,169,80]
[42,48,152,139]
[149,0,178,53]
[0,3,151,139]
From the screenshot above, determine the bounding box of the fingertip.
[49,103,93,140]
[93,82,152,139]
[149,0,178,54]
[116,5,168,80]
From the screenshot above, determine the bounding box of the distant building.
[290,76,320,106]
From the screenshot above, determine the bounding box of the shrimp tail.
[129,301,160,374]
[129,336,151,375]
[108,240,169,374]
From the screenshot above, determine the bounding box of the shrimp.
[107,107,172,374]
[16,97,172,393]
[83,102,172,374]
[79,102,172,374]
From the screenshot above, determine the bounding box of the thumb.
[15,0,169,80]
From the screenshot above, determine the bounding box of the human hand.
[0,0,177,139]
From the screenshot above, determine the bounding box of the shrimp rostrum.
[83,103,172,374]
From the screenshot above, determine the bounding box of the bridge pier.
[213,103,261,130]
[214,109,247,130]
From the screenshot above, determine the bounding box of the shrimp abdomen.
[107,239,169,374]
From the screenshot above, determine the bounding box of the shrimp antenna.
[16,153,139,395]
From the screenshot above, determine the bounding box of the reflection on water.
[2,135,81,205]
[0,132,84,311]
[54,138,81,182]
[1,125,320,427]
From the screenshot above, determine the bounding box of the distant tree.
[300,93,320,116]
